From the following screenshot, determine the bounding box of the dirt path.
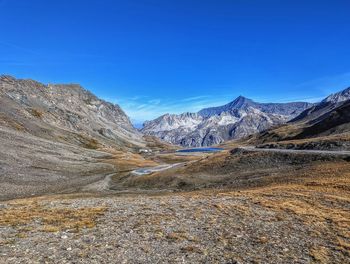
[241,146,350,156]
[82,173,117,192]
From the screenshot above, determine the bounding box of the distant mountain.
[142,96,313,147]
[290,86,350,138]
[294,99,350,139]
[322,87,350,103]
[290,87,350,124]
[199,96,311,117]
[253,86,350,146]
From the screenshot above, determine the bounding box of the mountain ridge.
[142,95,314,147]
[249,86,350,150]
[0,75,145,149]
[322,87,350,103]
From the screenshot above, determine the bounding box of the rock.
[142,96,313,147]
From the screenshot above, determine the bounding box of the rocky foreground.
[1,175,349,264]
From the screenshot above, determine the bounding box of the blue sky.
[1,0,350,125]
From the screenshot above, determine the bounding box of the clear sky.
[1,0,350,125]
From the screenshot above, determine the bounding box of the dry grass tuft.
[310,246,329,264]
[0,113,26,131]
[29,108,44,119]
[0,199,107,232]
[235,166,350,258]
[181,245,202,253]
[81,136,100,149]
[103,149,159,172]
[166,231,189,241]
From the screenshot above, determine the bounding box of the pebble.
[0,194,345,263]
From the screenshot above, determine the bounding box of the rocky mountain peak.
[0,75,145,149]
[142,94,313,147]
[322,87,350,104]
[198,96,254,117]
[227,96,254,109]
[0,75,16,83]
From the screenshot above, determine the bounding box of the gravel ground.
[1,191,347,264]
[0,126,116,201]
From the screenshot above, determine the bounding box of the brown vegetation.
[78,134,100,149]
[124,149,350,191]
[29,108,44,119]
[232,171,350,261]
[103,149,159,172]
[143,135,178,152]
[0,113,26,131]
[256,133,350,151]
[0,199,107,233]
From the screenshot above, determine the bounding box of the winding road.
[240,146,350,156]
[132,163,184,175]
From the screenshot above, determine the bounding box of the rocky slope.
[2,180,350,264]
[322,87,350,103]
[251,86,350,150]
[198,96,311,117]
[142,96,313,147]
[0,75,144,149]
[0,75,148,199]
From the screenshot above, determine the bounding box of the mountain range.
[253,87,350,148]
[2,75,349,150]
[141,96,314,147]
[1,74,350,200]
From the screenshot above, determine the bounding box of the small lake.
[176,147,223,153]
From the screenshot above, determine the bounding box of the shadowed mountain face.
[290,87,350,125]
[252,87,350,148]
[142,96,313,147]
[294,100,350,139]
[289,87,350,139]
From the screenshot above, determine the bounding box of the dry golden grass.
[83,138,100,149]
[131,151,229,182]
[310,246,330,264]
[218,138,251,149]
[0,113,26,131]
[0,199,107,232]
[150,152,203,164]
[123,150,240,189]
[181,245,203,253]
[152,158,350,260]
[29,108,44,119]
[143,135,178,151]
[78,134,100,149]
[274,133,350,145]
[255,133,350,151]
[102,149,159,172]
[253,123,304,142]
[166,231,189,241]
[225,166,350,259]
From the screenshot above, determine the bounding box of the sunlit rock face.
[0,75,145,148]
[142,96,313,147]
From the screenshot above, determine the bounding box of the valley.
[1,76,350,263]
